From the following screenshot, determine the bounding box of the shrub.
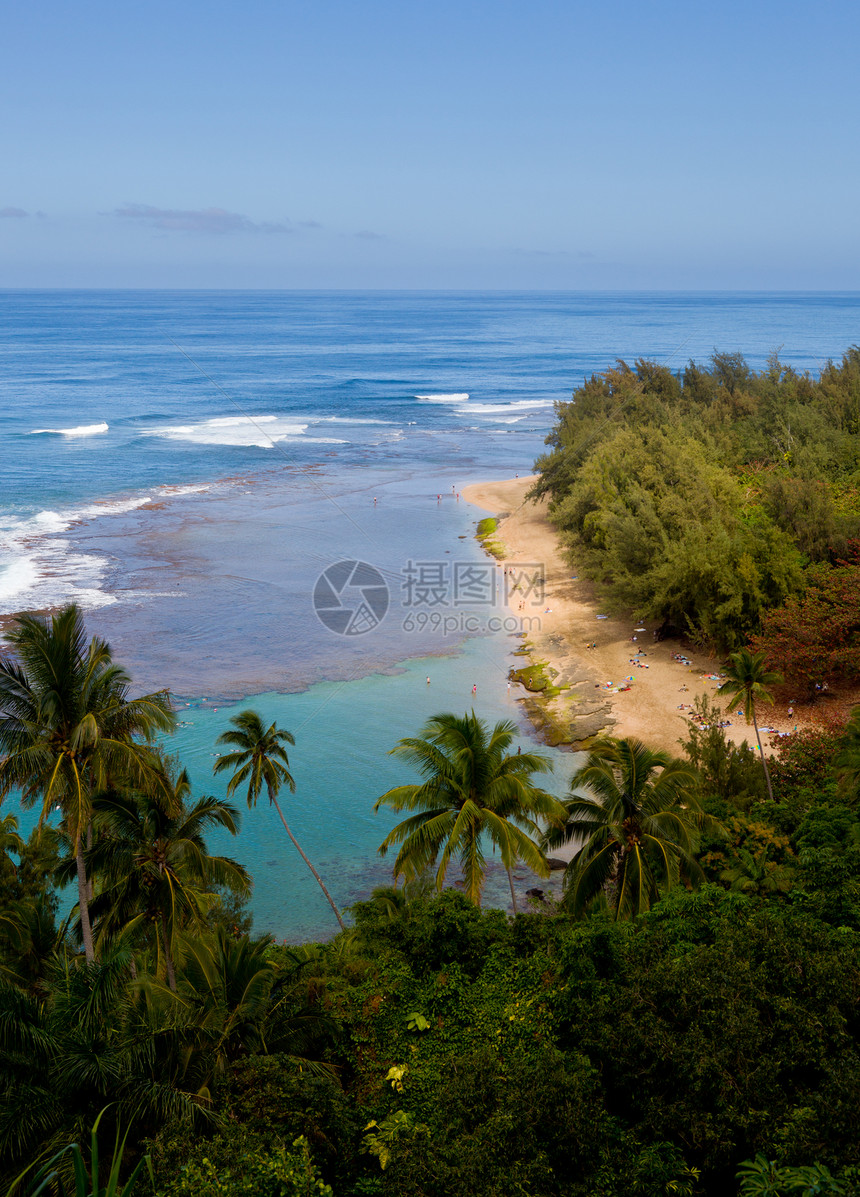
[157,1137,331,1197]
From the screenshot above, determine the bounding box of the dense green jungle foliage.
[2,607,860,1196]
[532,348,860,657]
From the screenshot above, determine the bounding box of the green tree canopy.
[531,348,860,651]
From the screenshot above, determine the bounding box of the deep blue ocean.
[2,290,858,938]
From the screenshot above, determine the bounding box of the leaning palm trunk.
[269,786,345,931]
[751,709,775,802]
[506,867,518,914]
[718,650,782,807]
[86,819,94,903]
[74,834,96,963]
[159,911,177,991]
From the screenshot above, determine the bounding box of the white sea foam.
[311,416,397,425]
[0,556,39,603]
[87,495,153,514]
[414,393,470,403]
[455,400,550,414]
[0,532,117,613]
[30,421,109,438]
[145,415,333,448]
[414,392,551,421]
[367,429,404,446]
[154,483,211,498]
[0,488,206,617]
[3,496,153,548]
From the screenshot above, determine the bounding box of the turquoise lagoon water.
[170,640,574,942]
[2,290,859,937]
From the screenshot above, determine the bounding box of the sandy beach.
[462,476,809,757]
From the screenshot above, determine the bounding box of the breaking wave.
[414,393,470,403]
[30,421,109,437]
[456,400,550,414]
[145,415,347,449]
[0,488,212,616]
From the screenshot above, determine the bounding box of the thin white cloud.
[0,207,27,218]
[511,247,595,259]
[112,204,290,235]
[355,229,386,241]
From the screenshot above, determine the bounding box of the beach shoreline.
[461,475,816,756]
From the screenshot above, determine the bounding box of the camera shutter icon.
[313,560,390,635]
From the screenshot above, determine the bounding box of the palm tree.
[374,712,562,911]
[214,710,345,931]
[545,737,707,920]
[718,648,783,802]
[138,927,338,1100]
[0,897,65,990]
[0,812,24,892]
[0,605,175,962]
[720,846,794,895]
[0,948,210,1179]
[79,770,250,990]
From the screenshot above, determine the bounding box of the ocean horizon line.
[3,285,860,296]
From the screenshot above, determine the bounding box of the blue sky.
[2,0,858,288]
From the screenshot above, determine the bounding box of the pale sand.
[461,476,806,757]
